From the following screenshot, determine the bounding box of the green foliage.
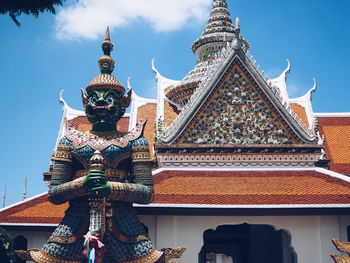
[0,0,68,26]
[0,227,16,263]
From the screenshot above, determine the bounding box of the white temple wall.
[2,214,348,263]
[7,229,51,252]
[139,215,348,263]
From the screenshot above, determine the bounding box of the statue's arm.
[108,137,154,204]
[48,141,88,205]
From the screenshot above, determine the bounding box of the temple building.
[1,1,350,262]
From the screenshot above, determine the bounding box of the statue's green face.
[85,89,125,131]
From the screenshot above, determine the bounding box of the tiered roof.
[1,167,350,226]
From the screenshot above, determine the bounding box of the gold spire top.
[101,26,114,57]
[98,26,115,74]
[86,27,125,93]
[105,26,111,41]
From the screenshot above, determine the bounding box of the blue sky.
[0,0,349,206]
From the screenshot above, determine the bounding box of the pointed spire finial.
[236,17,240,30]
[98,26,115,74]
[102,26,113,56]
[105,26,111,41]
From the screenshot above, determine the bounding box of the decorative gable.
[177,64,297,145]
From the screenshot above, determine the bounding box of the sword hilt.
[88,150,106,234]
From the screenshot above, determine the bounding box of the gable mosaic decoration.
[178,65,296,145]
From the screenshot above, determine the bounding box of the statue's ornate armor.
[30,121,162,263]
[17,27,186,263]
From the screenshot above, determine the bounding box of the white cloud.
[55,0,211,40]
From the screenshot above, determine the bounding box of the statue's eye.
[107,96,114,105]
[90,96,98,104]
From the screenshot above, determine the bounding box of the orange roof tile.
[136,103,157,155]
[153,169,350,205]
[164,100,179,127]
[0,194,67,224]
[318,117,350,174]
[2,169,349,225]
[291,103,309,128]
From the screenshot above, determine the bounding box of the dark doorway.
[13,235,28,263]
[199,223,297,263]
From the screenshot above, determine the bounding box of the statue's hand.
[83,170,110,197]
[89,183,111,198]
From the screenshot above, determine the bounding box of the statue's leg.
[20,213,89,263]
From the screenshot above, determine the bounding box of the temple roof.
[0,193,66,225]
[289,79,317,129]
[162,52,318,145]
[317,114,350,174]
[128,78,157,130]
[1,167,350,225]
[159,0,318,145]
[149,168,350,206]
[151,59,180,118]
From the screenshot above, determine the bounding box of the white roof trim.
[268,59,291,104]
[134,203,350,209]
[55,90,85,151]
[289,79,317,128]
[153,167,350,183]
[128,77,157,130]
[0,192,47,213]
[315,112,350,117]
[59,90,85,121]
[152,58,180,121]
[152,166,317,175]
[315,167,350,182]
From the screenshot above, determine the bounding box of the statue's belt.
[74,169,126,181]
[66,201,136,217]
[47,216,147,245]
